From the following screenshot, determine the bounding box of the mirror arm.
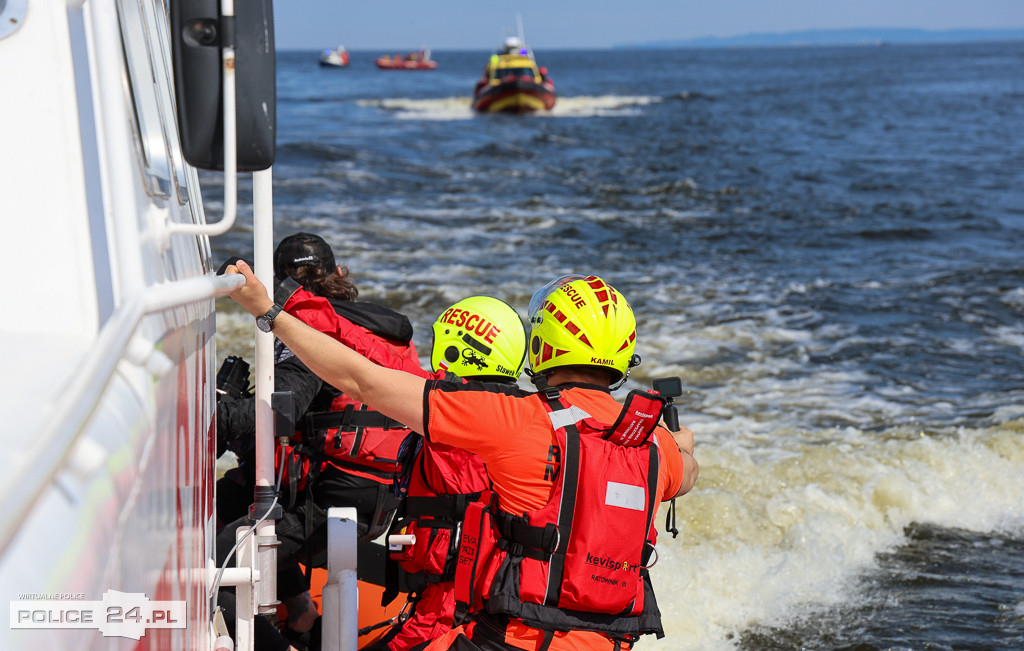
[168,0,237,237]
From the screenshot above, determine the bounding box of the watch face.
[256,304,280,333]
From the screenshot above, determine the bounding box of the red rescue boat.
[472,38,555,113]
[375,49,438,70]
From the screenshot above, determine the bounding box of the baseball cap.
[273,233,337,280]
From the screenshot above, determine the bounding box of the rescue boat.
[319,45,350,67]
[375,49,438,70]
[472,43,555,114]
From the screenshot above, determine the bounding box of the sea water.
[209,41,1024,649]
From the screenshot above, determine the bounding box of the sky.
[273,0,1024,51]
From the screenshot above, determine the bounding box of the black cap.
[273,233,337,280]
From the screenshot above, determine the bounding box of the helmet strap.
[610,369,629,391]
[526,367,550,390]
[610,354,642,392]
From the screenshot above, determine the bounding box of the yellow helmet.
[431,296,526,381]
[527,275,637,382]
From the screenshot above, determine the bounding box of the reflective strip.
[547,405,591,430]
[605,481,645,511]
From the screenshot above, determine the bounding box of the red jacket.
[279,282,422,487]
[283,285,494,650]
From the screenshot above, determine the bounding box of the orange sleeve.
[423,382,558,514]
[423,382,537,461]
[653,425,684,501]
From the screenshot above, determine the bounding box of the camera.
[652,376,683,432]
[217,355,252,400]
[652,376,683,399]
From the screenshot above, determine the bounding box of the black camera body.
[217,355,253,400]
[652,376,683,432]
[652,376,683,399]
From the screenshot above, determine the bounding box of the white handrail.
[0,273,245,556]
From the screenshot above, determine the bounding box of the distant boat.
[320,45,350,67]
[472,36,556,113]
[376,49,438,70]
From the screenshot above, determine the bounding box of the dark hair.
[289,264,359,301]
[551,364,617,386]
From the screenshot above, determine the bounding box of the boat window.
[117,0,173,198]
[495,67,537,79]
[147,0,193,205]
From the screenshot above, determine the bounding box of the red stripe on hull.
[473,80,556,113]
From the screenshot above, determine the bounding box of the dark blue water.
[210,41,1024,650]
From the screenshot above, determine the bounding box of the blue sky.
[273,0,1024,50]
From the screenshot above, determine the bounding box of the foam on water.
[353,95,662,120]
[647,421,1024,649]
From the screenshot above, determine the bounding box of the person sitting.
[216,233,422,651]
[282,292,528,650]
[224,265,699,651]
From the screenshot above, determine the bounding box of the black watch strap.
[256,303,283,332]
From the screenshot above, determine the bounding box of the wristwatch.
[255,304,283,333]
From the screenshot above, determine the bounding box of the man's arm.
[673,425,698,498]
[654,424,698,499]
[227,261,427,432]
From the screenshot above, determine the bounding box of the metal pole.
[322,508,359,651]
[252,167,278,619]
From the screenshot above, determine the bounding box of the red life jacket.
[388,442,491,588]
[275,285,421,491]
[387,371,492,598]
[454,388,667,641]
[291,397,414,485]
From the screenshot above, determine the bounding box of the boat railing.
[0,272,245,556]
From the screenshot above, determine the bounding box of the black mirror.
[171,0,276,171]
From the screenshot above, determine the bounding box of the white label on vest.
[547,405,592,430]
[605,481,645,511]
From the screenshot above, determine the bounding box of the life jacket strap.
[303,404,408,434]
[404,492,481,520]
[492,510,559,560]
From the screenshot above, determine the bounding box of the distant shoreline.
[282,29,1024,54]
[616,27,1024,50]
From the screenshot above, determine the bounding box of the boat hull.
[375,58,437,70]
[0,0,227,647]
[320,49,349,67]
[473,79,556,113]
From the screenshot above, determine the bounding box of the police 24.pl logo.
[11,590,185,640]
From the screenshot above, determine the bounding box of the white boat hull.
[0,0,225,647]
